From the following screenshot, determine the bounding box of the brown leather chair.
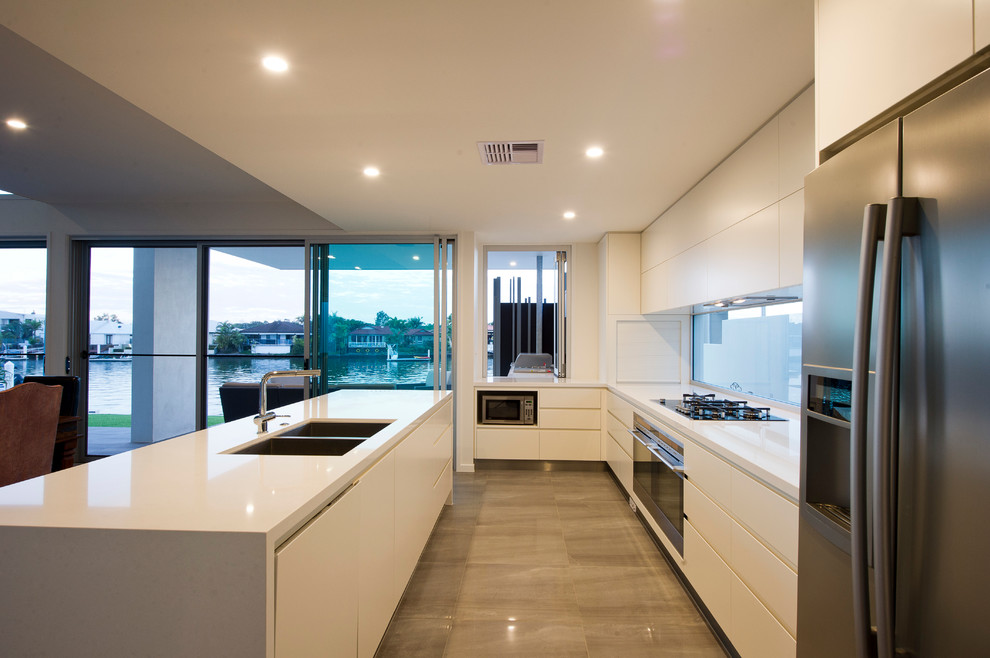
[0,382,63,487]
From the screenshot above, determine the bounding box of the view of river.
[1,355,433,417]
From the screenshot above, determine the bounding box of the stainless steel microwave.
[477,391,537,425]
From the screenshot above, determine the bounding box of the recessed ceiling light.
[509,261,517,267]
[363,166,380,177]
[261,55,289,73]
[563,211,576,219]
[585,146,604,158]
[354,266,361,270]
[412,255,420,261]
[6,118,27,130]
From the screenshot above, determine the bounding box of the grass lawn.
[88,414,226,428]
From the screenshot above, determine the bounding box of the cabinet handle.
[628,429,684,473]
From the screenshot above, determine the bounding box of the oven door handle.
[628,429,684,473]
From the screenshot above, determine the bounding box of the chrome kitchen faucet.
[254,369,321,433]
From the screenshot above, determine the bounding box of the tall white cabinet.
[815,0,976,153]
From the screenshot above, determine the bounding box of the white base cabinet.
[358,452,396,658]
[474,387,602,461]
[683,441,798,657]
[275,483,361,658]
[275,398,452,657]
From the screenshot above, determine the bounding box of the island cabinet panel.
[358,452,396,658]
[275,483,361,657]
[394,404,453,595]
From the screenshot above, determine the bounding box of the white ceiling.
[0,1,813,243]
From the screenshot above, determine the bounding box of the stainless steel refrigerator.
[797,69,990,657]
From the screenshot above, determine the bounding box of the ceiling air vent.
[477,140,544,165]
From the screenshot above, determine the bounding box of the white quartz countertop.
[0,390,451,541]
[610,384,800,501]
[474,376,605,387]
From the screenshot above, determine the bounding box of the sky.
[0,248,47,316]
[2,246,435,326]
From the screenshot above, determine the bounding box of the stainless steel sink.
[229,437,366,456]
[277,420,393,438]
[225,419,393,456]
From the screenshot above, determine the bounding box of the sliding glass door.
[77,241,305,459]
[87,246,198,456]
[310,239,454,394]
[0,241,47,388]
[206,246,305,423]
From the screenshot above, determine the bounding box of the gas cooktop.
[651,393,787,421]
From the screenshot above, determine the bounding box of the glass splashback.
[692,300,803,405]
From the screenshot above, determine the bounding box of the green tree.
[375,310,390,327]
[94,312,121,323]
[213,322,246,354]
[290,336,304,356]
[2,319,42,345]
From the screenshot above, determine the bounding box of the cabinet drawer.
[539,430,600,461]
[475,428,539,460]
[684,441,732,509]
[540,408,601,430]
[605,392,635,429]
[684,522,732,632]
[730,572,796,658]
[731,469,799,567]
[731,521,797,636]
[605,435,632,492]
[540,388,602,409]
[684,480,731,562]
[606,413,632,458]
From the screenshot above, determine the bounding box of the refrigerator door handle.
[872,197,919,658]
[851,203,887,658]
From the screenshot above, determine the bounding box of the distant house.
[348,325,392,354]
[404,327,433,346]
[239,321,303,355]
[89,320,133,354]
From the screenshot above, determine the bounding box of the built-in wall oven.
[630,413,685,555]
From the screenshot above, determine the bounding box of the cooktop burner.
[652,393,786,421]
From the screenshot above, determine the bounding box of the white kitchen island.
[0,389,452,657]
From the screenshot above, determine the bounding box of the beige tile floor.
[376,468,727,657]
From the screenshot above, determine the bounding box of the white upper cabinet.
[778,87,815,197]
[816,0,973,152]
[640,86,813,313]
